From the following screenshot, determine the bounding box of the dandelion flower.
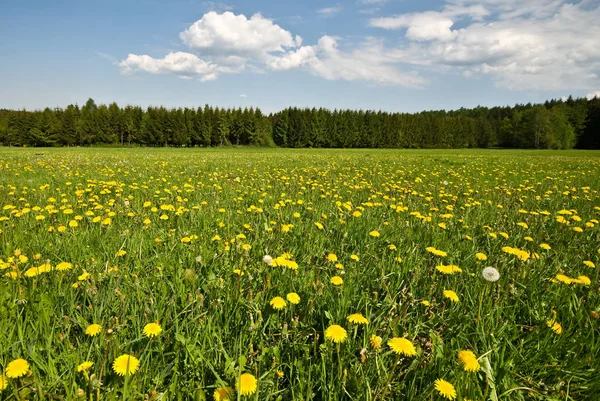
[262,255,273,265]
[270,296,286,310]
[475,253,487,261]
[347,313,369,325]
[434,379,457,400]
[369,230,380,237]
[77,361,94,372]
[143,322,162,338]
[286,292,300,305]
[555,274,572,284]
[443,290,459,302]
[85,324,102,336]
[387,337,417,356]
[575,275,591,285]
[112,354,140,376]
[540,243,551,250]
[458,350,480,372]
[482,267,500,282]
[583,261,595,268]
[236,373,257,396]
[0,375,6,391]
[421,300,431,306]
[213,386,234,401]
[325,324,348,343]
[547,319,563,335]
[370,335,382,350]
[56,262,73,271]
[436,264,462,274]
[327,253,338,262]
[330,276,344,286]
[6,358,29,378]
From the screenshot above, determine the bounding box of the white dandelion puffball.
[195,255,203,263]
[263,255,273,265]
[482,266,500,282]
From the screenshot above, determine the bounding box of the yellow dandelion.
[434,379,457,400]
[443,290,459,302]
[143,322,162,338]
[369,230,380,237]
[370,335,382,350]
[56,262,73,271]
[0,375,7,391]
[6,358,30,379]
[583,261,595,268]
[77,361,94,372]
[112,354,140,376]
[458,350,480,372]
[547,319,563,335]
[85,324,102,336]
[475,252,487,261]
[269,296,287,310]
[330,276,344,286]
[327,253,338,262]
[347,313,369,325]
[286,292,300,305]
[236,373,257,396]
[540,243,551,250]
[325,324,348,343]
[387,337,417,356]
[421,300,431,306]
[555,274,572,284]
[213,386,234,401]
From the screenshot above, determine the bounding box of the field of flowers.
[0,148,599,401]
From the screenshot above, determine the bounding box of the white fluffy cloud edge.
[119,0,600,92]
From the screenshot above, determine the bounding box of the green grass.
[0,148,599,400]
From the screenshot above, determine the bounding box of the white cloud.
[370,1,600,90]
[180,11,302,57]
[317,6,343,18]
[120,11,426,87]
[359,0,388,4]
[370,11,456,41]
[587,91,600,100]
[240,94,247,98]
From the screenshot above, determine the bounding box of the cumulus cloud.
[587,91,600,100]
[369,1,600,90]
[120,11,425,86]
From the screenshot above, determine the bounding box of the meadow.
[0,147,599,401]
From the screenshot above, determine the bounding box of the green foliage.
[1,96,600,148]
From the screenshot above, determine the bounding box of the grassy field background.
[0,148,599,400]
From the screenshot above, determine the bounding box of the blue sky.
[1,0,599,113]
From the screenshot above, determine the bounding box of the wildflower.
[143,322,162,338]
[573,275,591,285]
[387,337,417,356]
[458,350,480,372]
[443,290,459,302]
[482,267,500,282]
[350,254,359,261]
[270,297,286,310]
[262,255,273,265]
[426,247,447,257]
[436,264,462,274]
[327,253,338,262]
[330,276,344,286]
[369,231,380,237]
[547,319,563,335]
[475,253,487,261]
[0,375,6,391]
[286,293,300,305]
[213,386,234,401]
[421,300,431,306]
[370,335,382,349]
[540,243,551,250]
[434,379,457,400]
[6,358,29,378]
[85,324,102,336]
[56,262,72,271]
[77,361,94,372]
[236,373,257,396]
[555,274,572,284]
[583,261,595,268]
[347,313,369,325]
[112,354,140,376]
[325,325,348,343]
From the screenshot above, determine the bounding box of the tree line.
[0,96,598,149]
